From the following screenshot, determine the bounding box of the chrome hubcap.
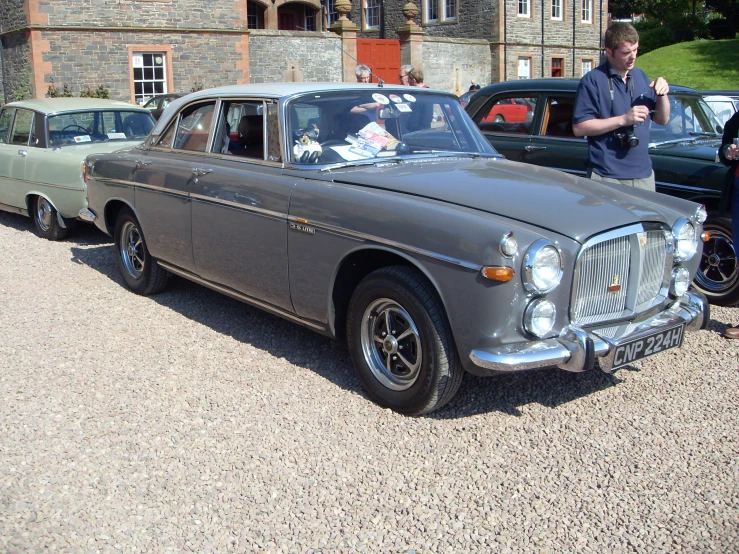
[119,221,145,279]
[36,198,53,231]
[360,298,422,391]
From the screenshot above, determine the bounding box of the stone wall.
[421,38,491,92]
[36,30,247,101]
[1,32,33,102]
[0,0,28,33]
[248,31,342,83]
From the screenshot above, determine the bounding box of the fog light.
[671,267,690,297]
[695,204,707,224]
[524,299,556,338]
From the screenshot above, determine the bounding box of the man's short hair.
[400,65,413,75]
[409,67,424,83]
[604,22,640,51]
[355,64,371,79]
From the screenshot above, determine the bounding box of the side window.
[225,101,265,159]
[173,102,216,152]
[475,96,536,134]
[10,109,34,146]
[0,109,14,144]
[542,96,576,137]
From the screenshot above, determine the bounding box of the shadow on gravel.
[0,211,112,247]
[0,210,36,234]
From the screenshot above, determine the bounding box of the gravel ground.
[0,211,737,554]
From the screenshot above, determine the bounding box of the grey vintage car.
[81,83,709,415]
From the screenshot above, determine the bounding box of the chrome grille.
[571,226,671,326]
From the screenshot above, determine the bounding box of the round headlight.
[674,220,698,261]
[523,240,563,294]
[671,266,690,297]
[500,232,518,257]
[524,299,556,337]
[695,204,707,224]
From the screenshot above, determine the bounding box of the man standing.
[573,22,670,191]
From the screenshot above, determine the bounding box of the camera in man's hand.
[614,126,639,149]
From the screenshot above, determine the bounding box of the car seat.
[236,114,264,158]
[545,102,575,137]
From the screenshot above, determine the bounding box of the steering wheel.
[62,124,89,134]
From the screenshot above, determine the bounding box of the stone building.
[0,0,606,104]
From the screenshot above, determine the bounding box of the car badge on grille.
[638,232,648,250]
[607,274,621,294]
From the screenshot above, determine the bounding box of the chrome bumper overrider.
[470,291,709,374]
[78,208,97,222]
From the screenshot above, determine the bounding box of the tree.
[705,0,739,30]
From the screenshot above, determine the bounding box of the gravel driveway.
[1,212,737,553]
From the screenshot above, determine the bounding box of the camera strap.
[608,74,635,118]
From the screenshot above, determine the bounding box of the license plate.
[610,324,685,370]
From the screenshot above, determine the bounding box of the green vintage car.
[0,98,156,240]
[466,79,737,306]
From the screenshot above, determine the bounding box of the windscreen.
[48,110,155,146]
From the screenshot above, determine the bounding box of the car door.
[190,100,293,312]
[470,93,538,162]
[0,109,35,210]
[522,94,589,176]
[133,100,218,271]
[0,108,17,206]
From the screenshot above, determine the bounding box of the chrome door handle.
[524,145,546,152]
[135,160,151,168]
[192,167,213,177]
[18,149,28,157]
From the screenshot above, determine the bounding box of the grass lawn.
[635,38,739,90]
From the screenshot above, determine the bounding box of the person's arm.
[573,106,651,137]
[718,112,739,167]
[650,77,670,125]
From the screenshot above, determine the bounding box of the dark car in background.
[466,79,737,306]
[142,93,186,120]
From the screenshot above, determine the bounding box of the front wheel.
[32,196,68,241]
[114,208,169,295]
[693,215,739,306]
[347,266,463,415]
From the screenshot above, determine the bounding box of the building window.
[518,0,530,17]
[551,0,562,20]
[304,9,316,31]
[581,0,592,23]
[444,0,457,20]
[326,0,337,27]
[551,57,564,77]
[247,1,264,29]
[364,0,380,30]
[581,59,593,76]
[426,0,456,23]
[132,52,168,105]
[518,57,531,79]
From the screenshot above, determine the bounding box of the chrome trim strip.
[1,176,82,191]
[157,261,325,332]
[190,192,286,220]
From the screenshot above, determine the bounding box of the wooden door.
[356,39,401,85]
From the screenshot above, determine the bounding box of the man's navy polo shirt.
[573,62,657,179]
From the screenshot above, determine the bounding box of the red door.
[357,39,401,85]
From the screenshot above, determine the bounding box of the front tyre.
[32,196,68,241]
[694,215,739,306]
[114,208,169,295]
[347,266,463,415]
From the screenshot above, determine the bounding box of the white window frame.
[517,56,531,80]
[425,0,456,23]
[132,52,168,106]
[551,0,562,20]
[364,0,380,30]
[581,0,592,23]
[581,59,593,76]
[518,0,530,18]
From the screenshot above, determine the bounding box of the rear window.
[48,110,155,146]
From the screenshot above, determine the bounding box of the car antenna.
[327,38,385,87]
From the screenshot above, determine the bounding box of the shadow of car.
[466,78,737,306]
[142,93,186,120]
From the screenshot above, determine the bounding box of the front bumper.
[469,290,709,375]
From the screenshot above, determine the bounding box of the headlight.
[670,267,690,297]
[523,240,563,293]
[694,205,707,224]
[673,219,698,261]
[524,299,556,337]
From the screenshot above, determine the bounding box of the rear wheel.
[114,208,169,295]
[32,196,68,241]
[694,215,739,306]
[493,114,505,123]
[347,266,463,415]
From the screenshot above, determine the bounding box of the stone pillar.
[330,0,359,83]
[266,0,280,31]
[397,2,424,74]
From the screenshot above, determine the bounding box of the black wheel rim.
[695,228,738,295]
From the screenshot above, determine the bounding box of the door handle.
[135,160,151,168]
[524,145,546,152]
[192,167,213,177]
[18,149,28,157]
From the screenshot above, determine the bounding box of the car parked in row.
[0,98,156,240]
[142,93,186,120]
[81,83,708,415]
[465,79,737,306]
[701,90,739,127]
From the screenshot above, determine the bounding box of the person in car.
[719,110,739,338]
[572,22,670,191]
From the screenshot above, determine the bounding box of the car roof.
[477,78,700,95]
[4,97,149,114]
[699,90,739,97]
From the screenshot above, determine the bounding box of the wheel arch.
[329,246,450,343]
[103,198,138,236]
[24,192,56,215]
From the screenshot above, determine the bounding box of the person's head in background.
[409,67,426,87]
[355,64,372,83]
[399,65,413,86]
